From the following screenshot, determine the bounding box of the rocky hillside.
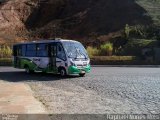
[0,0,157,44]
[0,0,37,43]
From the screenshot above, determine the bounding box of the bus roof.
[13,39,80,46]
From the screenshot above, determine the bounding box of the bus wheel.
[79,73,85,77]
[59,68,66,77]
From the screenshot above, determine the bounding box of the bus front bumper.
[68,65,91,75]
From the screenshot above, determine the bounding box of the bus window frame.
[21,45,26,57]
[13,42,67,60]
[25,44,37,57]
[36,43,49,57]
[56,42,67,61]
[13,45,22,57]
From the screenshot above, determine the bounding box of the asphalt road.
[0,67,160,114]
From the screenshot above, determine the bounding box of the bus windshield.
[62,41,89,59]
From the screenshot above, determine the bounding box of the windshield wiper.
[74,47,80,59]
[75,48,88,60]
[78,50,87,59]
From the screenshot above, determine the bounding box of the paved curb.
[0,81,47,114]
[1,65,160,68]
[92,65,160,67]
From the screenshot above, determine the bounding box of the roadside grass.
[0,58,12,66]
[0,56,158,66]
[87,46,100,58]
[91,56,136,61]
[90,56,158,65]
[121,39,159,56]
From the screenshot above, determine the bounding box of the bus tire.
[24,65,34,74]
[59,67,66,77]
[79,73,85,77]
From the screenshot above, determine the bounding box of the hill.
[136,0,160,26]
[0,0,159,45]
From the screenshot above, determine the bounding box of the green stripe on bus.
[68,65,91,74]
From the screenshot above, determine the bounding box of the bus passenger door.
[49,44,57,72]
[13,45,21,68]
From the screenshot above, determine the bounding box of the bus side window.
[37,44,48,57]
[26,44,36,57]
[57,43,66,60]
[22,45,26,56]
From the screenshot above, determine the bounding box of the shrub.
[100,43,113,56]
[87,46,99,57]
[0,58,12,66]
[90,56,157,65]
[124,24,130,38]
[92,56,137,61]
[121,39,158,56]
[0,45,12,58]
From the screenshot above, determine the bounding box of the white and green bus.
[12,39,91,77]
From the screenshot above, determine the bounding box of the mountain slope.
[0,0,158,44]
[26,0,152,37]
[136,0,160,26]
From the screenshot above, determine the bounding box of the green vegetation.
[124,24,131,39]
[0,58,12,66]
[86,46,99,58]
[121,39,158,56]
[113,23,160,56]
[87,42,113,57]
[136,0,160,26]
[0,45,12,58]
[91,56,137,61]
[123,24,160,40]
[91,56,137,65]
[100,43,113,56]
[91,56,158,65]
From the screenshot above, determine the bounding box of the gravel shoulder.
[1,67,160,114]
[27,67,160,114]
[0,80,46,114]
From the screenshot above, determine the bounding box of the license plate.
[83,62,87,65]
[81,71,85,74]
